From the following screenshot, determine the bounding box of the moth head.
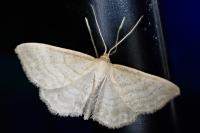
[100,53,110,62]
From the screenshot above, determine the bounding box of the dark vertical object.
[85,0,179,133]
[150,1,180,132]
[151,0,170,78]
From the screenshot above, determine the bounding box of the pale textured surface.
[15,43,180,129]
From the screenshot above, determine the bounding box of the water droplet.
[148,22,151,26]
[153,35,158,40]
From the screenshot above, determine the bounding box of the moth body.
[94,54,111,81]
[83,54,112,120]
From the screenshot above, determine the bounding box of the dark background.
[1,0,200,133]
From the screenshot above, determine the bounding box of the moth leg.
[83,74,96,120]
[83,75,107,120]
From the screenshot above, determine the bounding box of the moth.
[15,6,180,129]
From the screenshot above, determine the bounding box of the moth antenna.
[85,17,99,57]
[108,15,144,56]
[90,4,108,54]
[108,17,126,56]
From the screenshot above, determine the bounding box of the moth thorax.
[100,54,110,62]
